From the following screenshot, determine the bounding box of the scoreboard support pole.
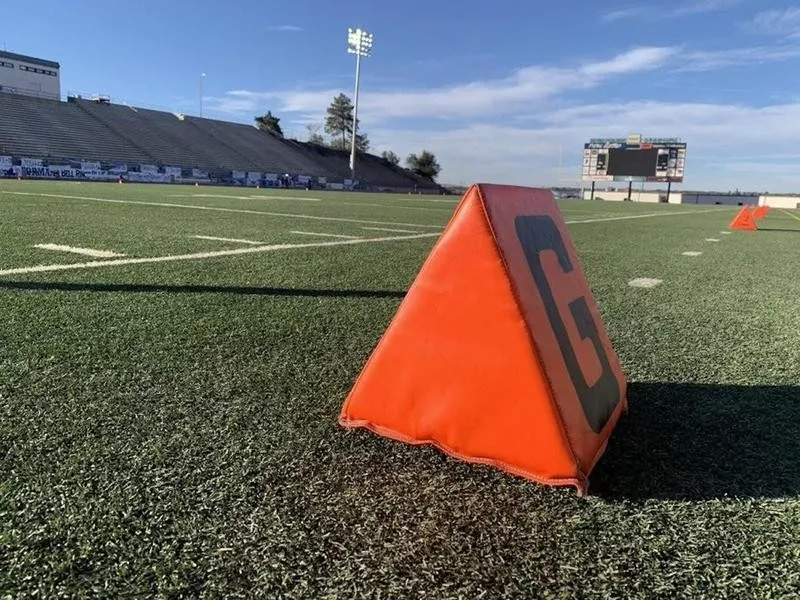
[590,181,595,200]
[627,181,633,202]
[666,181,672,204]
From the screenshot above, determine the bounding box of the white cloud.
[600,7,645,23]
[680,44,800,70]
[367,101,800,191]
[201,41,800,192]
[747,8,800,37]
[205,46,677,120]
[671,0,744,17]
[266,25,304,32]
[602,0,743,22]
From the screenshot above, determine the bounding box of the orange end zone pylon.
[339,184,628,495]
[752,205,769,220]
[730,206,758,231]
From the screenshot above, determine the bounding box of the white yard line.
[0,233,440,277]
[173,194,320,202]
[362,226,419,234]
[397,197,459,204]
[249,195,321,202]
[289,231,362,239]
[781,209,800,223]
[191,235,264,245]
[0,191,446,230]
[337,201,452,212]
[34,244,125,258]
[628,278,663,289]
[564,208,722,225]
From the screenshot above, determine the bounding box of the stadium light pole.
[347,27,373,182]
[199,72,206,117]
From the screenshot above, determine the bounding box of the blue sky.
[4,0,800,190]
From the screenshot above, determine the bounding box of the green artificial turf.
[1,180,800,598]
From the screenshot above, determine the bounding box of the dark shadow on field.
[756,228,800,233]
[0,280,407,299]
[591,382,800,501]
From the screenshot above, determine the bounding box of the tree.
[324,93,368,153]
[406,150,441,180]
[305,122,325,145]
[255,111,283,137]
[381,150,400,166]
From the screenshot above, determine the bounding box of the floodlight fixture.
[347,28,374,179]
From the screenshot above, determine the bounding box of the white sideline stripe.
[34,244,125,258]
[179,193,321,202]
[0,191,445,230]
[564,208,721,225]
[705,238,721,242]
[338,201,452,212]
[0,233,440,276]
[682,251,703,257]
[399,197,459,204]
[290,230,361,239]
[249,195,321,202]
[362,226,419,234]
[628,278,663,289]
[191,235,264,245]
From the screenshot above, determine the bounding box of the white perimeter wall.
[760,195,800,209]
[582,190,682,204]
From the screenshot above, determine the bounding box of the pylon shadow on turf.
[590,382,800,501]
[0,280,407,299]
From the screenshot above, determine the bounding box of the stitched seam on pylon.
[340,418,587,493]
[473,185,584,478]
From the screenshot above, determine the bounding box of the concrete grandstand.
[0,51,443,193]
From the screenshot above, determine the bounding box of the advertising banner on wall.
[21,157,43,168]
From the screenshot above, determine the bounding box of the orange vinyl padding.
[339,184,628,495]
[730,206,758,230]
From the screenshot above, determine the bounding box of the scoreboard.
[582,135,686,183]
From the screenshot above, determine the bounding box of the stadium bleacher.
[0,90,443,192]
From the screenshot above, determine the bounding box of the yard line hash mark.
[682,251,703,257]
[720,231,733,235]
[705,238,721,242]
[628,278,663,289]
[191,235,264,245]
[290,231,361,239]
[0,191,446,230]
[0,233,440,276]
[34,244,126,258]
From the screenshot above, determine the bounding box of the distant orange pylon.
[730,206,757,231]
